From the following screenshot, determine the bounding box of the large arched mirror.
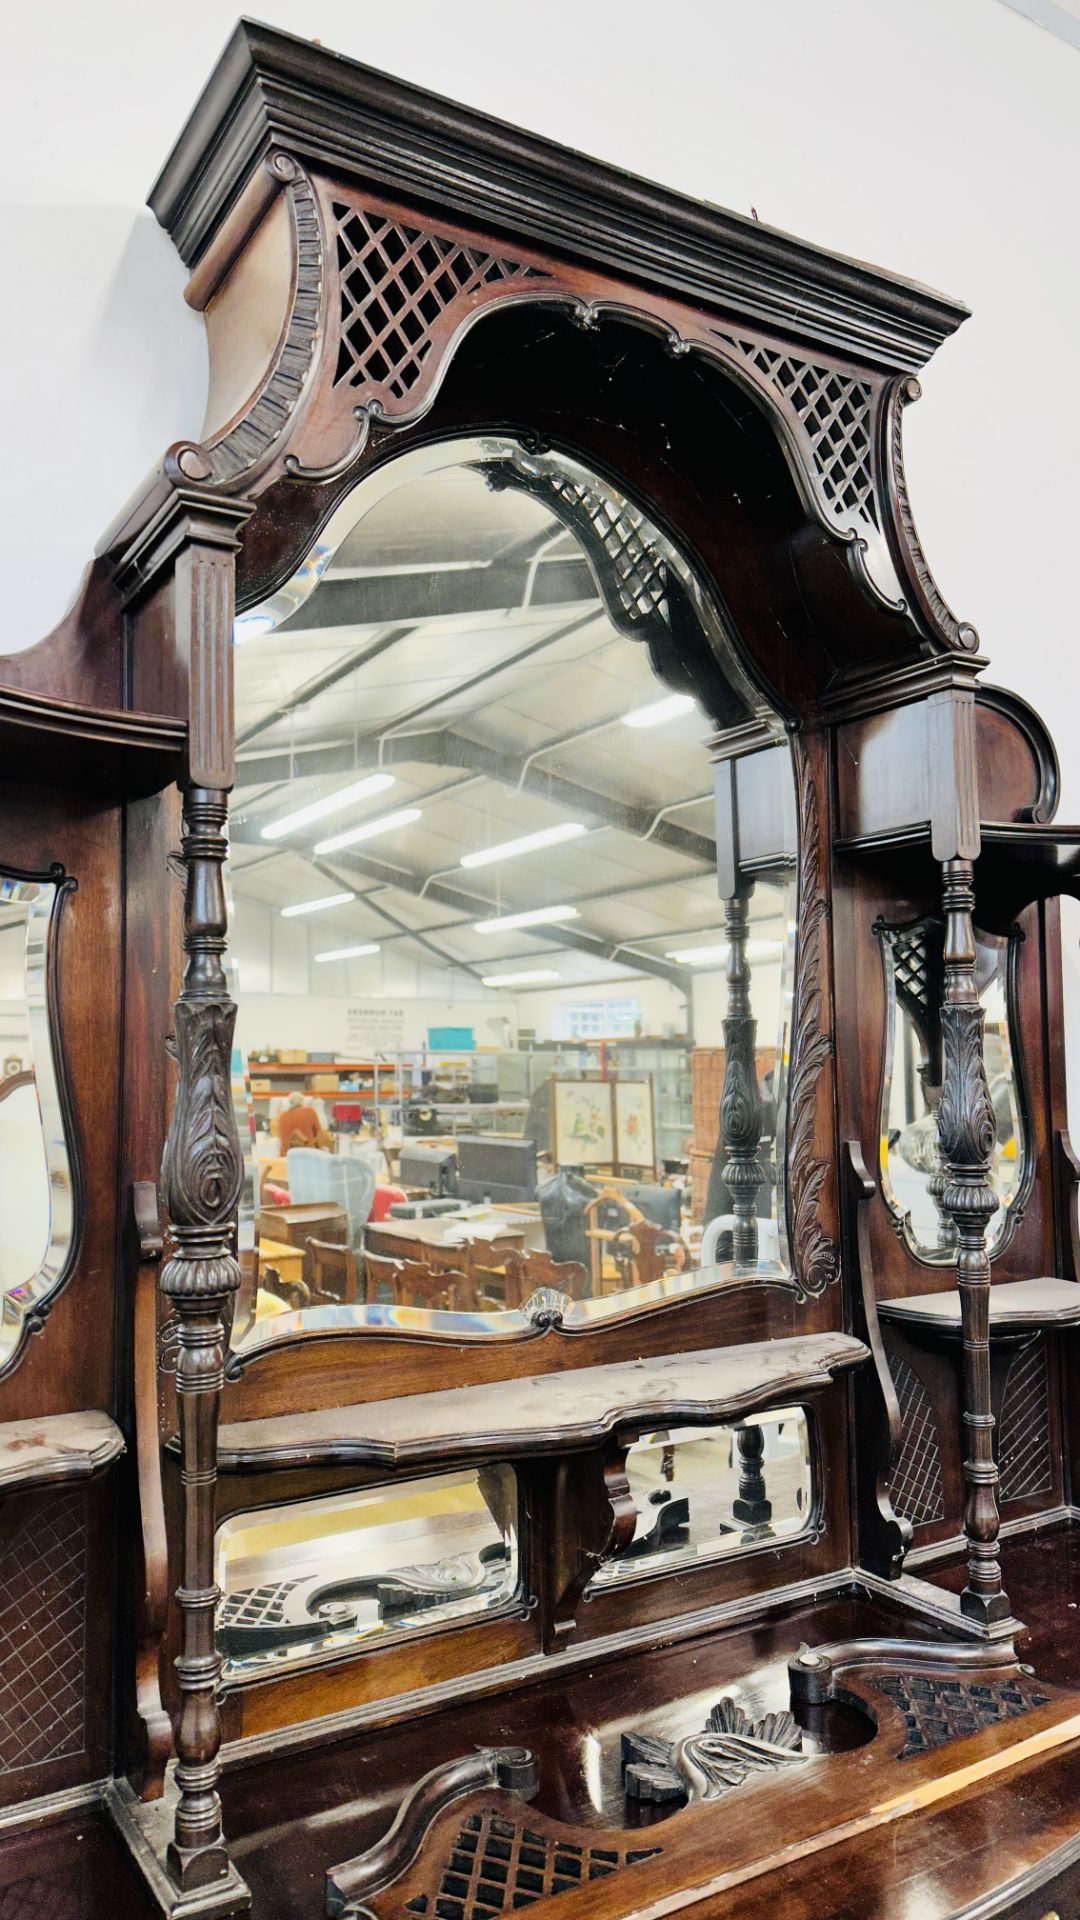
[0,867,77,1372]
[227,438,802,1351]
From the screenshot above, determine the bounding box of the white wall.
[6,0,1079,1084]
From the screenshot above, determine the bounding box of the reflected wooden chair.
[612,1221,686,1289]
[583,1186,646,1293]
[307,1237,363,1305]
[368,1250,478,1312]
[498,1247,590,1309]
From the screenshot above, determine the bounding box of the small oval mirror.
[0,868,77,1373]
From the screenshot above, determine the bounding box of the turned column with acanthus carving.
[936,856,1009,1627]
[160,786,243,1889]
[116,483,255,1902]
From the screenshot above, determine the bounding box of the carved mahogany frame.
[0,23,1040,1907]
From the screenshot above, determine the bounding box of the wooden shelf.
[879,1276,1080,1335]
[249,1061,399,1075]
[0,1409,125,1492]
[836,819,1080,929]
[215,1331,867,1473]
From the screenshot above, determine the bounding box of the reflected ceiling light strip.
[481,969,561,986]
[314,943,381,963]
[280,891,355,918]
[260,772,396,840]
[315,807,422,854]
[474,905,579,933]
[622,692,697,729]
[665,938,784,964]
[460,822,588,870]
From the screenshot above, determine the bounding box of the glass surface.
[878,920,1026,1261]
[215,1466,518,1677]
[228,436,800,1346]
[589,1407,812,1587]
[0,875,74,1370]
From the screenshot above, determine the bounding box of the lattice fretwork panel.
[889,1350,946,1527]
[542,473,669,627]
[716,334,878,526]
[406,1808,659,1920]
[333,204,549,401]
[0,1490,86,1774]
[877,1672,1051,1761]
[887,923,936,1030]
[998,1337,1053,1503]
[218,1579,303,1633]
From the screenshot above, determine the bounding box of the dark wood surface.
[0,1410,124,1491]
[10,1526,1080,1920]
[215,1334,867,1471]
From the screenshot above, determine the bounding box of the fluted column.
[936,857,1009,1627]
[160,788,243,1888]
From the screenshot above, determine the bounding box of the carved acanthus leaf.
[786,735,840,1297]
[622,1696,805,1804]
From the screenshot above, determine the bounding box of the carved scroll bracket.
[880,375,980,653]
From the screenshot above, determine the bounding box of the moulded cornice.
[149,18,969,374]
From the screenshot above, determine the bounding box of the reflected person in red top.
[274,1092,321,1154]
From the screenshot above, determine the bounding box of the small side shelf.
[215,1332,868,1473]
[0,1408,125,1492]
[879,1276,1080,1334]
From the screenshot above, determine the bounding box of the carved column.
[720,888,765,1267]
[160,787,243,1889]
[936,857,1009,1627]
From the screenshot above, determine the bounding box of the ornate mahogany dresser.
[3,21,1080,1920]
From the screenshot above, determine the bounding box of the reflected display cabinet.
[4,21,1080,1920]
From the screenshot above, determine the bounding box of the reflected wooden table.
[365,1207,545,1282]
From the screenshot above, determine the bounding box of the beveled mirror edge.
[0,859,82,1381]
[223,1271,802,1378]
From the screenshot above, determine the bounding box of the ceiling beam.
[236,726,715,867]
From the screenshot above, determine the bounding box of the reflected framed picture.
[613,1078,656,1172]
[551,1078,615,1168]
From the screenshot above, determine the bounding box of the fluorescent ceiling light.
[622,692,696,729]
[474,905,579,934]
[280,891,355,918]
[665,938,784,965]
[481,969,561,986]
[461,822,588,870]
[260,773,396,840]
[233,611,279,644]
[315,807,422,854]
[314,943,381,963]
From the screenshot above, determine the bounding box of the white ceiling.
[231,457,790,994]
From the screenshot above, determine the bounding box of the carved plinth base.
[104,1777,251,1918]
